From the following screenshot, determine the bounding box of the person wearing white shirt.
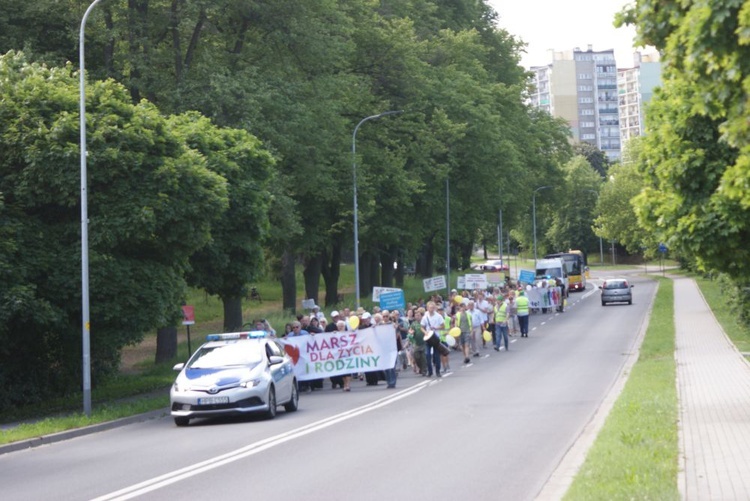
[420,301,445,377]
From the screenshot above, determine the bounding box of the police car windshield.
[188,343,264,369]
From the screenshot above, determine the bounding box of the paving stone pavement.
[674,276,750,500]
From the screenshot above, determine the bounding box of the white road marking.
[93,381,432,500]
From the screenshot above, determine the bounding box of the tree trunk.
[417,234,435,277]
[280,249,297,314]
[380,247,396,287]
[222,296,243,332]
[320,243,342,307]
[369,252,380,289]
[155,325,177,363]
[359,252,372,299]
[395,250,405,287]
[461,241,473,270]
[303,254,322,306]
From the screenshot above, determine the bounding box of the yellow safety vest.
[494,302,508,323]
[455,311,473,330]
[516,295,529,315]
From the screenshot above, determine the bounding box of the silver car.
[600,278,634,306]
[170,332,298,426]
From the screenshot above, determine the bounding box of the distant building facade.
[617,51,662,148]
[531,46,621,161]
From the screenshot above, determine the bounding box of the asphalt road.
[1,272,656,501]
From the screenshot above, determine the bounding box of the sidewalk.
[674,276,750,500]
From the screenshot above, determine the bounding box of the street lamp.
[352,110,403,308]
[532,185,551,263]
[79,0,106,417]
[584,189,604,264]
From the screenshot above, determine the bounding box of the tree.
[171,112,275,331]
[572,141,610,178]
[620,0,750,280]
[593,143,652,255]
[0,52,228,407]
[546,155,603,252]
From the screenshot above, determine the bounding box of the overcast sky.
[487,0,645,68]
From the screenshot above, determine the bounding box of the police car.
[170,331,298,426]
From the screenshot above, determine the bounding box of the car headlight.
[240,379,262,388]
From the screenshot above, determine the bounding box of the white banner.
[526,286,562,310]
[278,325,398,381]
[372,287,401,302]
[423,275,446,292]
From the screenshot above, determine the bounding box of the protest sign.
[463,274,488,290]
[372,287,401,302]
[379,290,406,311]
[518,269,536,284]
[423,275,447,292]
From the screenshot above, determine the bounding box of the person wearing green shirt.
[409,310,427,376]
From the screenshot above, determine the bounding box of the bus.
[543,251,587,292]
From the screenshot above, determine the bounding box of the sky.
[487,0,645,69]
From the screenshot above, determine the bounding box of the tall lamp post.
[352,110,403,308]
[532,185,551,263]
[79,0,105,418]
[584,189,604,264]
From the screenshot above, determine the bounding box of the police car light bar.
[206,331,267,341]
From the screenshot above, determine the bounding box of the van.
[535,258,569,295]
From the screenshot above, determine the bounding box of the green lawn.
[564,277,679,500]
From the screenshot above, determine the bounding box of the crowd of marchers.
[245,281,554,391]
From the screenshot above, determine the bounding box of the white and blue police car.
[170,331,298,426]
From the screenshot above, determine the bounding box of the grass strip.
[0,396,168,445]
[693,275,750,353]
[564,277,679,500]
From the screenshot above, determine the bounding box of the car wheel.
[628,299,632,305]
[284,381,299,412]
[174,417,190,427]
[264,386,277,420]
[601,301,606,306]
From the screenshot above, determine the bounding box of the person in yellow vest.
[493,296,509,351]
[453,302,473,364]
[516,290,530,337]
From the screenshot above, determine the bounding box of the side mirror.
[598,285,603,290]
[173,363,185,371]
[269,355,284,365]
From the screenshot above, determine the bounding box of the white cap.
[331,310,340,317]
[361,312,372,320]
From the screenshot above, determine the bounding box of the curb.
[0,408,169,456]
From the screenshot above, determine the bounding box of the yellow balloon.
[349,315,360,330]
[482,330,492,342]
[453,295,463,305]
[449,327,461,338]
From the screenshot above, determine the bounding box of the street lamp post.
[79,0,106,418]
[584,189,604,264]
[532,186,551,263]
[352,110,403,308]
[446,177,450,292]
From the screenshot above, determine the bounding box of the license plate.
[198,396,229,405]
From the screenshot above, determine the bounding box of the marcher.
[384,322,402,389]
[454,302,473,364]
[409,310,427,375]
[420,301,445,377]
[469,300,483,357]
[493,296,509,351]
[516,290,530,337]
[506,294,519,336]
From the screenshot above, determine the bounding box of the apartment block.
[531,46,621,161]
[618,51,662,147]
